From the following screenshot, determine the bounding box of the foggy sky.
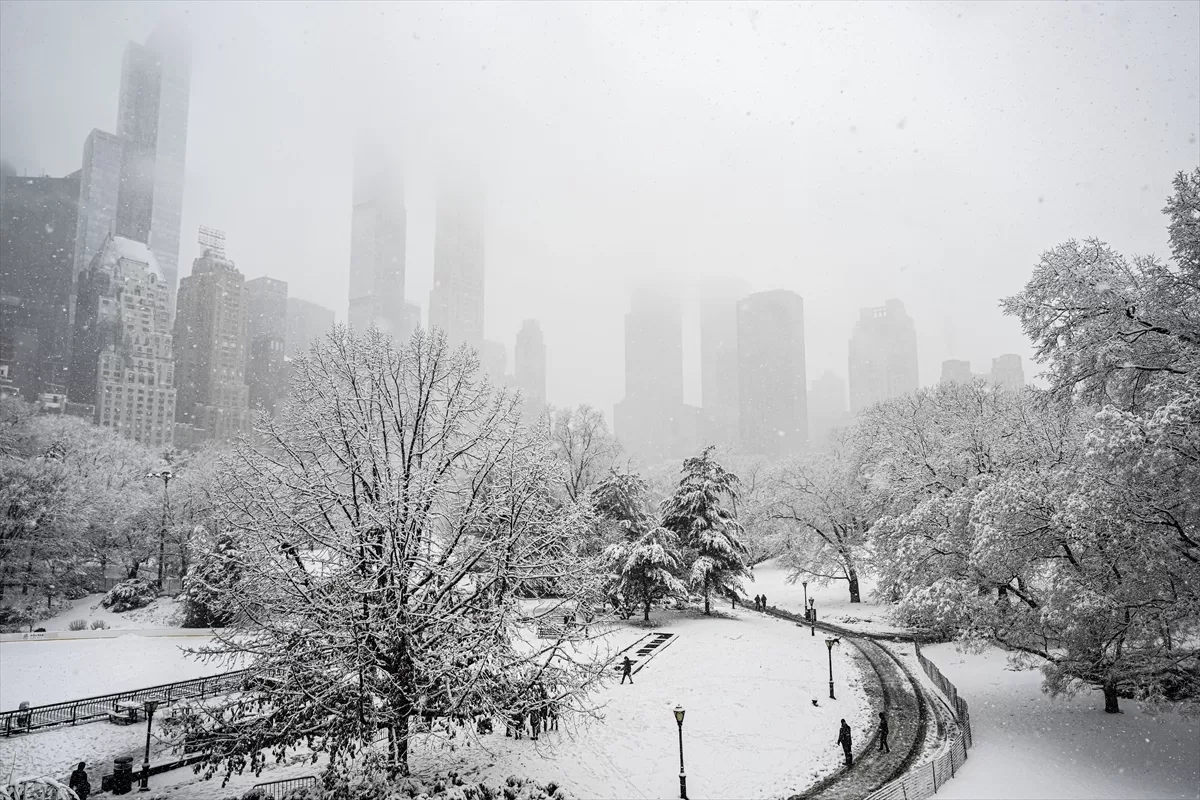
[2,0,1197,418]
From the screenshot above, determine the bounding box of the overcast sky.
[2,0,1197,417]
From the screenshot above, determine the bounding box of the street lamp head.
[802,581,808,589]
[673,705,685,725]
[825,637,840,650]
[143,698,161,715]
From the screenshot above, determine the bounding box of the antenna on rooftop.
[198,226,226,257]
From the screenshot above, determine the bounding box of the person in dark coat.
[753,594,761,611]
[620,655,634,684]
[878,711,890,752]
[837,719,853,766]
[68,762,90,800]
[761,594,768,611]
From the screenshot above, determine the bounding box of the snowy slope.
[751,559,904,635]
[36,593,185,631]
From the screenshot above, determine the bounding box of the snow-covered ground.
[33,607,874,799]
[0,635,227,708]
[751,559,906,635]
[37,593,185,632]
[925,644,1199,800]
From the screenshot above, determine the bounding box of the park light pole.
[826,637,841,700]
[809,598,816,636]
[139,698,161,791]
[802,581,808,611]
[673,705,688,800]
[146,470,173,589]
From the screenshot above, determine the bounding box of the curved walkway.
[747,602,944,799]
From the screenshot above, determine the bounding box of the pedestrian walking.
[530,705,541,740]
[878,711,890,753]
[761,594,768,611]
[754,594,761,611]
[547,699,560,731]
[837,719,853,767]
[68,762,90,800]
[620,655,634,684]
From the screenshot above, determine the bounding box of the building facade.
[940,359,973,385]
[429,182,485,351]
[173,243,249,444]
[285,297,335,358]
[989,354,1024,391]
[72,235,176,448]
[245,276,289,416]
[614,288,688,464]
[808,370,849,447]
[699,284,746,448]
[348,138,408,338]
[848,299,919,413]
[0,172,80,400]
[737,290,808,456]
[73,130,124,278]
[514,319,547,423]
[114,23,191,309]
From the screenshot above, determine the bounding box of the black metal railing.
[1,669,251,736]
[251,776,318,799]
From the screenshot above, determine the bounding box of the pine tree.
[604,522,687,622]
[661,446,752,615]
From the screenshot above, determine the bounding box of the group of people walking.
[835,712,890,768]
[504,682,559,741]
[752,594,769,611]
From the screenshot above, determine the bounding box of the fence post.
[932,760,938,790]
[72,705,77,726]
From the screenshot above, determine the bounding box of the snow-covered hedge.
[245,773,576,800]
[101,578,158,613]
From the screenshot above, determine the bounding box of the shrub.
[90,619,109,630]
[100,578,157,613]
[266,773,577,800]
[0,606,34,634]
[68,619,88,631]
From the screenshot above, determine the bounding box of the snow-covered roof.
[93,235,164,281]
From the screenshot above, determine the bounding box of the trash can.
[112,756,134,795]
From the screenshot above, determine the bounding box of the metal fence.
[1,669,250,736]
[864,642,973,800]
[251,776,318,799]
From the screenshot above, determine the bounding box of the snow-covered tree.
[768,434,875,603]
[181,327,607,779]
[660,446,751,614]
[603,523,687,622]
[548,404,621,503]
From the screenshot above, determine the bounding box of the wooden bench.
[107,709,137,725]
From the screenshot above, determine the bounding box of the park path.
[611,631,676,676]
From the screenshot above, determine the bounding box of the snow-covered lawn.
[0,634,226,708]
[117,607,873,800]
[751,559,905,635]
[926,643,1200,800]
[36,593,185,631]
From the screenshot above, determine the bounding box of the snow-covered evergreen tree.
[603,522,687,622]
[660,446,751,614]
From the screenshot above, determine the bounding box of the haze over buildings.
[848,299,919,413]
[737,290,808,457]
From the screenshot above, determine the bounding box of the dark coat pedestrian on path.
[69,763,90,800]
[878,711,890,752]
[761,594,768,610]
[837,719,853,767]
[620,655,634,684]
[754,594,761,611]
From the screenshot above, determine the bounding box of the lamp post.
[139,698,161,791]
[673,705,687,800]
[809,598,816,636]
[146,470,173,589]
[825,638,841,700]
[802,581,808,611]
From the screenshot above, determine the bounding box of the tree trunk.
[703,579,711,616]
[1103,681,1121,714]
[127,560,141,579]
[644,597,651,622]
[394,715,411,775]
[847,566,861,603]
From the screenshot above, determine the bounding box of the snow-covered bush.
[67,618,87,631]
[0,606,33,634]
[101,578,157,612]
[182,533,242,628]
[90,619,108,630]
[259,773,577,800]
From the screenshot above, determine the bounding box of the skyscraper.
[429,179,485,351]
[348,138,408,338]
[514,320,547,423]
[114,23,191,308]
[285,297,335,358]
[173,231,249,444]
[699,280,748,448]
[940,359,972,385]
[245,276,289,416]
[72,235,176,447]
[737,290,807,456]
[0,171,80,399]
[848,299,919,413]
[808,370,849,447]
[73,130,124,277]
[614,288,687,464]
[989,354,1024,391]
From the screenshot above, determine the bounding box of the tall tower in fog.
[614,288,686,464]
[699,280,748,447]
[429,176,485,351]
[737,290,807,456]
[848,299,918,413]
[348,137,411,339]
[989,354,1024,391]
[245,276,289,416]
[514,320,547,423]
[114,22,191,309]
[73,130,124,277]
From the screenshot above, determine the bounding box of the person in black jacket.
[68,762,90,800]
[837,719,853,766]
[878,711,890,752]
[620,655,634,684]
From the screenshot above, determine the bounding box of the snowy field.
[751,558,905,634]
[926,644,1200,800]
[30,607,873,799]
[35,593,186,631]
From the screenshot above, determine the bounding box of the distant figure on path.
[754,594,762,611]
[761,594,768,611]
[878,711,890,752]
[69,762,90,800]
[837,719,853,767]
[620,655,634,684]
